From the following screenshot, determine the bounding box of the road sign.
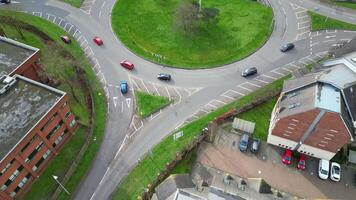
[173,131,183,141]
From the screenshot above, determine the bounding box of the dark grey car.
[239,133,250,152]
[280,43,295,52]
[241,67,257,77]
[250,138,260,153]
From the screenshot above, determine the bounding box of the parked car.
[241,67,257,77]
[282,149,292,165]
[93,36,103,46]
[120,81,128,94]
[297,154,306,170]
[157,73,171,81]
[120,60,134,70]
[60,35,71,44]
[330,162,341,182]
[0,0,11,4]
[239,133,250,152]
[318,159,330,180]
[280,43,295,52]
[250,138,260,153]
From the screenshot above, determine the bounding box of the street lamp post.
[52,175,70,195]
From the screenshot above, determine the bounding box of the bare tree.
[174,1,200,35]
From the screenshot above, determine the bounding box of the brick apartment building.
[268,52,356,160]
[0,37,77,199]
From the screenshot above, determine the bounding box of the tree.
[174,1,200,35]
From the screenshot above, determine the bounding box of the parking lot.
[197,125,356,199]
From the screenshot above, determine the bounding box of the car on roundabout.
[280,43,295,52]
[241,67,257,77]
[120,81,128,94]
[93,36,103,46]
[120,60,134,70]
[157,73,171,81]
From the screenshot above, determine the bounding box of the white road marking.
[221,94,235,100]
[121,101,124,113]
[139,79,149,93]
[173,87,182,103]
[262,74,277,80]
[99,1,106,19]
[271,70,285,76]
[152,83,160,96]
[245,81,261,88]
[228,89,245,96]
[282,67,292,72]
[214,99,227,105]
[126,98,131,108]
[323,39,336,43]
[237,85,252,92]
[165,87,171,100]
[254,78,269,84]
[112,97,118,107]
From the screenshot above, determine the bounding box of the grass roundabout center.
[112,0,273,69]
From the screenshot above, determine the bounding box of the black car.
[250,138,260,153]
[157,73,171,81]
[241,67,257,77]
[0,0,11,4]
[280,43,295,52]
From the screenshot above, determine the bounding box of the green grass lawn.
[136,91,171,118]
[113,74,291,200]
[320,0,356,10]
[308,11,356,31]
[112,0,273,68]
[171,149,197,174]
[0,11,107,200]
[237,97,277,141]
[61,0,84,8]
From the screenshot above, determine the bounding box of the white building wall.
[297,144,335,160]
[267,134,298,150]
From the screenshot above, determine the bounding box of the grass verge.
[61,0,84,8]
[237,97,277,141]
[136,91,171,118]
[320,0,356,10]
[0,11,107,200]
[112,0,273,68]
[171,149,197,174]
[113,74,291,200]
[308,11,356,31]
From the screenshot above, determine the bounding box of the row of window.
[1,173,31,198]
[299,150,314,156]
[278,144,292,150]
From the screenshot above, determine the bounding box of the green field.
[112,0,273,68]
[113,74,290,200]
[0,11,107,200]
[61,0,84,8]
[136,91,171,118]
[237,97,277,141]
[309,11,356,31]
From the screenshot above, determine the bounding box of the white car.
[330,162,341,182]
[318,159,329,180]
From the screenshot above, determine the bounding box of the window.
[0,159,14,176]
[1,184,7,191]
[27,142,44,162]
[52,131,67,148]
[35,157,45,168]
[288,103,300,109]
[43,150,51,159]
[46,121,63,140]
[10,191,16,198]
[65,111,71,119]
[69,119,76,128]
[289,91,300,97]
[40,115,55,132]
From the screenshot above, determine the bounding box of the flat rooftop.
[0,75,65,161]
[0,36,38,76]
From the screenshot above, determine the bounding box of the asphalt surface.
[1,0,356,199]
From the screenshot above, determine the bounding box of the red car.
[282,149,292,165]
[93,36,103,46]
[120,60,134,70]
[297,154,306,170]
[60,35,71,44]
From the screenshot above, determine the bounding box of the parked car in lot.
[282,149,292,165]
[120,81,128,94]
[93,36,103,46]
[250,138,260,153]
[60,35,71,44]
[280,43,295,52]
[318,159,330,180]
[241,67,257,77]
[157,73,171,81]
[120,60,134,70]
[330,162,341,182]
[297,154,306,170]
[239,133,250,152]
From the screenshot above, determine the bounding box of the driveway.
[197,127,356,199]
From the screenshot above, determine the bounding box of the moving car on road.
[280,43,295,52]
[157,73,171,81]
[250,138,260,153]
[60,35,71,44]
[297,154,306,170]
[0,0,11,4]
[241,67,257,77]
[120,60,134,70]
[120,81,128,94]
[330,162,341,182]
[239,133,249,152]
[282,149,292,165]
[318,159,330,180]
[93,36,103,46]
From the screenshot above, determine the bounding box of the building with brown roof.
[268,52,356,160]
[0,37,77,199]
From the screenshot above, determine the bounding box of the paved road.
[1,0,355,199]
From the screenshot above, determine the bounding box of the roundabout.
[112,0,273,68]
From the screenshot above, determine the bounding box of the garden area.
[112,0,273,68]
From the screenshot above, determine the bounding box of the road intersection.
[1,0,356,199]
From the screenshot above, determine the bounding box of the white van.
[318,159,329,180]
